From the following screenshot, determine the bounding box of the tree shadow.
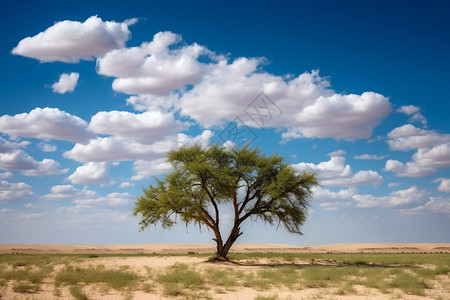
[211,259,418,269]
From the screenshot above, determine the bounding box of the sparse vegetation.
[55,265,137,290]
[0,252,448,299]
[69,285,88,300]
[12,282,40,293]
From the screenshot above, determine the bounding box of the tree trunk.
[214,226,242,261]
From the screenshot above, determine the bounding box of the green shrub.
[12,283,40,293]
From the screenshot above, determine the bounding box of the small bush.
[69,285,88,300]
[389,272,428,296]
[55,265,137,290]
[157,263,204,296]
[12,283,40,293]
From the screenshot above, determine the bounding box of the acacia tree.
[133,144,318,261]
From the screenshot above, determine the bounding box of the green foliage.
[12,283,40,293]
[156,263,204,296]
[55,265,137,290]
[69,285,88,300]
[134,144,318,258]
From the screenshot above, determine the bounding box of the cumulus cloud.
[52,72,79,93]
[178,59,391,140]
[435,178,450,193]
[399,196,450,215]
[354,186,428,208]
[67,162,112,185]
[293,155,382,186]
[0,149,67,176]
[385,142,450,177]
[89,110,188,143]
[0,181,34,202]
[97,31,215,95]
[22,158,68,176]
[0,171,13,179]
[387,124,450,151]
[38,143,57,152]
[0,107,94,143]
[413,143,450,168]
[12,16,133,62]
[131,158,172,181]
[314,186,429,211]
[43,185,132,207]
[397,105,427,127]
[119,181,134,188]
[96,30,391,140]
[383,159,434,178]
[64,130,212,163]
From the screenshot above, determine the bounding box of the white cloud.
[96,31,391,140]
[21,158,69,176]
[413,142,450,168]
[293,156,382,186]
[73,192,132,207]
[0,180,34,202]
[385,142,450,178]
[0,136,30,152]
[0,149,38,170]
[64,130,212,163]
[97,31,215,95]
[67,162,112,185]
[0,107,94,143]
[311,187,355,211]
[354,186,428,208]
[328,150,346,157]
[39,143,57,152]
[131,158,171,181]
[388,182,400,189]
[387,124,450,151]
[64,136,170,162]
[52,72,79,93]
[384,159,435,178]
[397,105,420,115]
[399,196,450,215]
[396,105,427,127]
[43,185,132,207]
[435,178,450,193]
[354,154,387,160]
[0,149,67,176]
[119,181,134,188]
[12,16,133,63]
[314,186,430,210]
[89,110,188,143]
[0,171,13,179]
[43,184,96,200]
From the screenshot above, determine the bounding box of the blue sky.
[1,0,449,245]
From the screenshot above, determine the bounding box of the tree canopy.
[133,144,319,260]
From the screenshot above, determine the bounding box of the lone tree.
[133,144,318,261]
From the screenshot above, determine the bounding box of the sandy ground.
[1,243,449,299]
[1,242,449,254]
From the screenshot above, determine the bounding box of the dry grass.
[0,252,448,299]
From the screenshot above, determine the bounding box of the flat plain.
[0,243,449,299]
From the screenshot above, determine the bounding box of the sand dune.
[1,243,448,254]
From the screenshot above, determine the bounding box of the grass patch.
[55,265,137,290]
[229,253,450,267]
[69,285,88,300]
[157,263,204,296]
[389,272,428,295]
[12,282,40,293]
[0,265,53,283]
[204,267,240,289]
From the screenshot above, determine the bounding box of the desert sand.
[0,242,449,254]
[1,243,449,299]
